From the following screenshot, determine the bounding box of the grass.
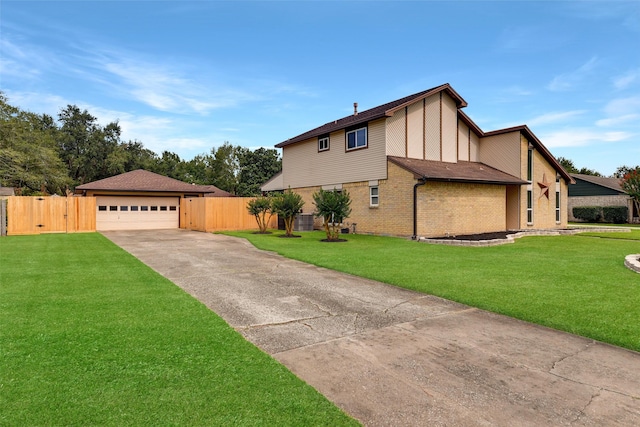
[224,230,640,352]
[0,233,357,426]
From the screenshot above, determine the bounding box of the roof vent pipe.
[353,102,358,116]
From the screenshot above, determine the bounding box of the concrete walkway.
[102,229,640,426]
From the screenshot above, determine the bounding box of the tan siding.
[470,130,480,161]
[424,94,440,161]
[407,102,424,159]
[457,119,470,161]
[386,108,406,157]
[441,93,458,163]
[479,131,520,177]
[282,118,387,188]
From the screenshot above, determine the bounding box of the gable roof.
[571,173,625,193]
[75,169,232,196]
[388,156,528,185]
[483,125,574,184]
[276,83,466,148]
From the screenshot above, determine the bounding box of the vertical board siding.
[406,102,424,159]
[424,94,440,161]
[385,109,406,157]
[470,131,480,161]
[441,93,458,163]
[457,120,470,161]
[479,131,521,177]
[282,118,387,188]
[181,197,277,232]
[7,196,96,235]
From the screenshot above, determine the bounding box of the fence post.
[1,199,6,236]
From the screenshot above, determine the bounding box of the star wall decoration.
[538,173,550,199]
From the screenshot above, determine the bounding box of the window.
[346,127,367,151]
[555,181,561,223]
[527,147,533,181]
[141,206,149,211]
[318,136,329,152]
[370,186,379,207]
[120,206,128,211]
[527,189,533,224]
[131,206,139,211]
[160,206,168,211]
[98,206,107,211]
[169,206,177,211]
[109,206,117,211]
[150,206,158,211]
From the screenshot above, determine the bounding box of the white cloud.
[547,56,599,92]
[603,96,640,116]
[596,114,640,127]
[613,69,640,89]
[527,110,586,126]
[539,129,633,148]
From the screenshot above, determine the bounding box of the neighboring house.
[267,83,573,238]
[568,174,635,222]
[0,187,16,199]
[75,169,232,231]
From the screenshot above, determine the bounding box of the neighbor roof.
[276,83,466,148]
[388,156,528,185]
[0,187,15,196]
[75,169,232,196]
[571,173,625,193]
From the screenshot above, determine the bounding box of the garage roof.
[75,170,233,196]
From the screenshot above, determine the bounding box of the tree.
[614,165,640,179]
[0,93,70,194]
[236,147,282,196]
[271,189,304,237]
[557,157,577,174]
[313,189,352,241]
[209,142,240,194]
[247,195,273,233]
[620,167,640,220]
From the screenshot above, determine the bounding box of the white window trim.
[346,127,367,151]
[555,181,561,224]
[318,136,329,152]
[369,186,379,207]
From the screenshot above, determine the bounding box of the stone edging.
[419,227,631,247]
[625,255,640,274]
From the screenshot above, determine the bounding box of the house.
[268,83,573,238]
[75,169,232,231]
[568,174,635,222]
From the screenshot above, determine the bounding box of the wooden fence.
[181,197,277,232]
[4,195,272,236]
[6,196,96,235]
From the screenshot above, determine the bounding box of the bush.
[271,189,304,237]
[573,206,602,222]
[313,189,352,241]
[246,196,273,233]
[603,206,628,224]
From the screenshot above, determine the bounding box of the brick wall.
[567,195,632,222]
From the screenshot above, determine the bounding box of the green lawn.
[225,229,640,352]
[0,233,357,426]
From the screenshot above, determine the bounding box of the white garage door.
[96,196,180,231]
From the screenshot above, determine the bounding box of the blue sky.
[2,1,639,176]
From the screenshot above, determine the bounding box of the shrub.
[603,206,628,224]
[313,189,352,241]
[246,195,273,233]
[573,206,602,222]
[271,189,304,237]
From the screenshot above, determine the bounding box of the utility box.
[294,213,314,231]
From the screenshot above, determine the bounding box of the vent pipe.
[353,102,358,116]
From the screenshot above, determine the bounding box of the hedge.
[573,206,628,223]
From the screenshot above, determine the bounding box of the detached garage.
[75,170,232,231]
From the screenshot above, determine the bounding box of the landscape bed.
[225,229,640,352]
[0,233,357,426]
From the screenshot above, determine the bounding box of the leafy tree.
[313,189,352,241]
[620,167,640,219]
[557,157,577,174]
[0,93,70,194]
[247,195,273,233]
[236,147,282,196]
[209,142,240,194]
[614,165,640,179]
[271,189,304,237]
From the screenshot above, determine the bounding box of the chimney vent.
[353,102,358,116]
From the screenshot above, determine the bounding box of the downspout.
[412,177,427,240]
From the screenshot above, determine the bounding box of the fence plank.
[6,196,96,235]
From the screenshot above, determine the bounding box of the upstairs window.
[318,136,329,152]
[527,146,533,181]
[346,127,367,151]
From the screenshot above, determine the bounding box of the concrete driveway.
[102,229,640,426]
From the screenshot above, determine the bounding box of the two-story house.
[264,83,573,238]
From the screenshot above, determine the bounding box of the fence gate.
[6,196,96,235]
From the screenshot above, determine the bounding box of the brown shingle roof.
[276,83,467,148]
[571,174,625,193]
[388,156,528,185]
[75,170,232,196]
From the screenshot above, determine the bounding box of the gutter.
[412,177,427,240]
